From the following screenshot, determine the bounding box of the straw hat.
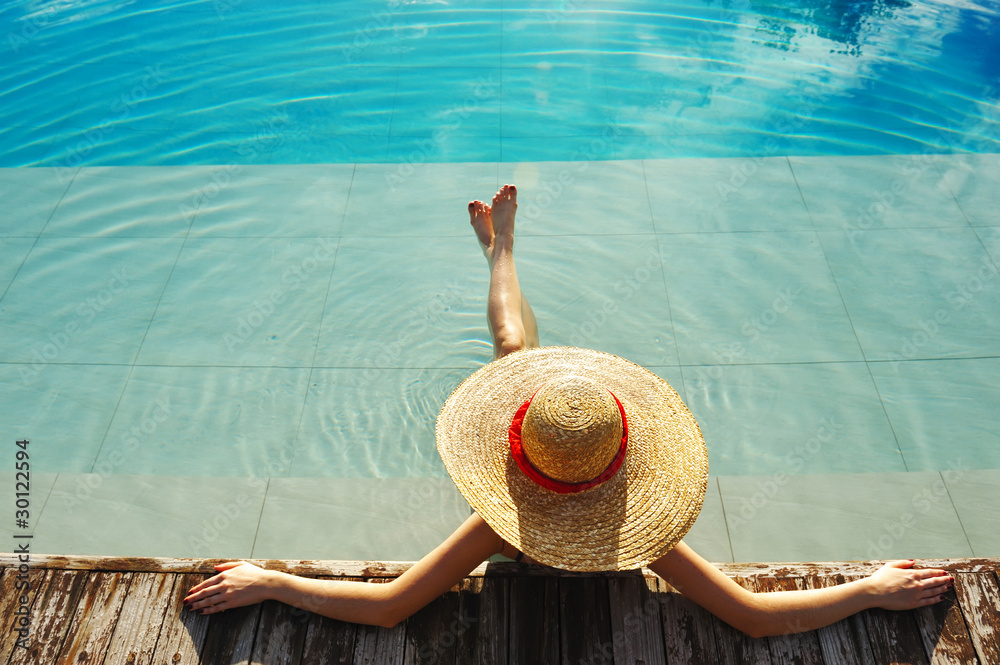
[436,346,708,571]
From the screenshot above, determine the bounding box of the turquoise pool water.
[1,0,998,563]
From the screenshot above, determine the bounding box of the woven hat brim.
[436,347,709,571]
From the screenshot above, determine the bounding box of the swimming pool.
[2,0,998,564]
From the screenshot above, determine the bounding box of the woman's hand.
[865,560,953,610]
[183,561,278,615]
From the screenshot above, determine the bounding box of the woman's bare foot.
[468,200,495,262]
[490,184,517,246]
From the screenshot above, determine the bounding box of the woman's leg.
[469,184,540,358]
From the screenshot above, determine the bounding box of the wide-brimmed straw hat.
[436,346,708,571]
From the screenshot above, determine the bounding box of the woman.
[182,185,952,637]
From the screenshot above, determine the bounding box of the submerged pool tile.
[499,134,619,162]
[253,478,471,560]
[660,232,861,365]
[314,235,488,370]
[644,157,811,233]
[720,472,972,562]
[44,166,217,237]
[501,65,614,138]
[0,472,56,541]
[869,358,1000,472]
[516,234,678,367]
[341,162,498,237]
[292,367,470,478]
[137,237,337,368]
[385,134,502,164]
[0,238,34,294]
[789,154,966,231]
[935,153,1000,226]
[1,364,131,473]
[0,166,76,237]
[821,227,1000,361]
[36,474,266,558]
[186,164,355,238]
[96,366,310,477]
[943,469,1000,557]
[686,362,903,478]
[0,237,182,365]
[684,479,734,563]
[497,160,653,235]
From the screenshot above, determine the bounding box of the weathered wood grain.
[802,574,875,665]
[712,575,772,665]
[509,575,559,664]
[198,603,261,665]
[454,575,508,665]
[103,572,176,665]
[401,583,461,665]
[5,552,996,577]
[559,576,612,665]
[608,575,667,665]
[56,571,134,664]
[249,599,310,665]
[914,586,979,665]
[299,576,362,665]
[352,578,406,665]
[756,576,825,665]
[955,572,1000,665]
[152,573,210,665]
[8,569,86,665]
[657,577,720,664]
[0,564,48,663]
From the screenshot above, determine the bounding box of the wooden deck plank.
[249,600,311,665]
[913,587,980,665]
[8,569,88,665]
[151,573,210,665]
[608,575,667,665]
[55,571,134,665]
[299,576,362,665]
[713,576,772,665]
[858,569,930,665]
[509,576,559,663]
[955,572,1000,665]
[7,553,997,577]
[198,603,261,665]
[352,579,406,665]
[0,565,48,663]
[559,576,612,665]
[802,574,875,665]
[103,572,176,665]
[657,577,721,664]
[401,583,461,665]
[756,576,825,665]
[454,575,508,665]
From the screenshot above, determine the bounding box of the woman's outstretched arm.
[182,512,502,628]
[649,541,953,638]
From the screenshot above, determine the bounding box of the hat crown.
[521,375,623,484]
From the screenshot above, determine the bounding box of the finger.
[214,561,248,571]
[886,559,916,569]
